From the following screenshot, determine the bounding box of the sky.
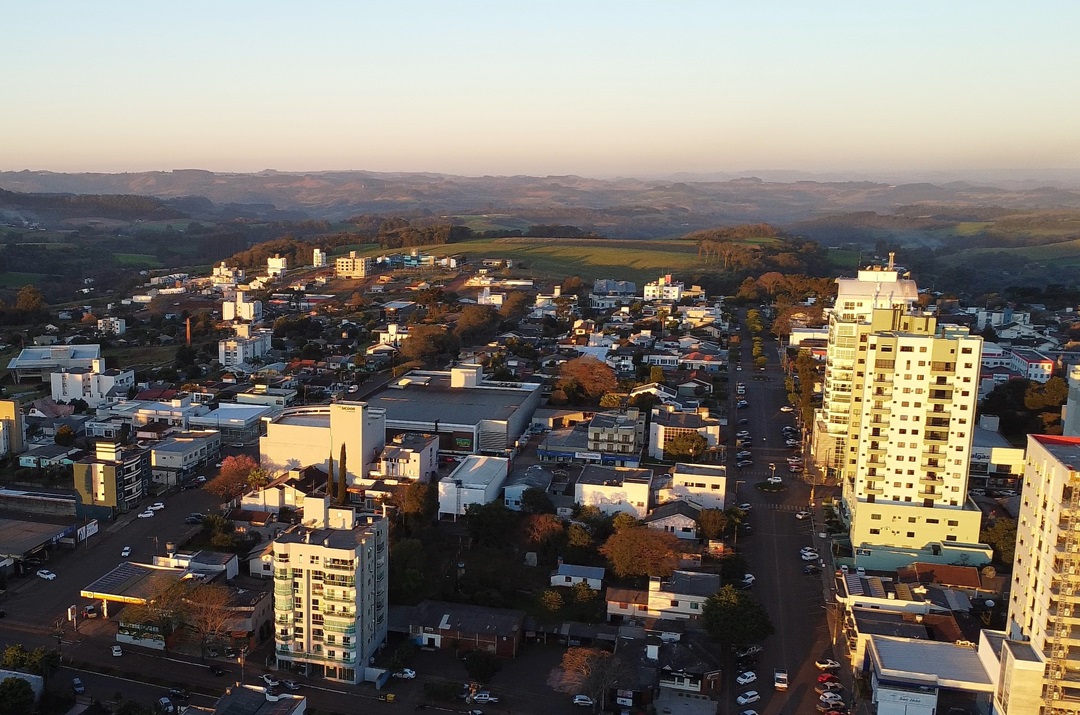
[3,1,1079,178]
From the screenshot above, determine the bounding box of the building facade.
[218,327,274,368]
[260,402,386,484]
[73,441,149,517]
[272,497,388,685]
[50,358,134,408]
[335,251,371,279]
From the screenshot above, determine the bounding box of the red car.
[818,673,839,684]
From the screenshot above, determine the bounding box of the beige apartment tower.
[273,496,388,685]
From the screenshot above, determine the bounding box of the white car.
[738,503,753,511]
[801,552,820,561]
[148,502,166,511]
[741,573,756,585]
[736,671,757,685]
[800,546,818,554]
[261,674,280,687]
[766,476,782,485]
[137,510,155,519]
[736,430,751,439]
[736,691,761,705]
[573,695,594,707]
[780,405,794,413]
[472,692,499,704]
[121,546,131,557]
[393,668,416,679]
[111,645,123,657]
[815,659,841,670]
[36,569,57,581]
[820,692,844,704]
[795,511,811,520]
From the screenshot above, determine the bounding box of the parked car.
[801,551,820,561]
[738,503,753,512]
[766,476,782,485]
[261,674,280,687]
[393,668,416,679]
[815,659,841,670]
[780,405,794,413]
[736,451,753,459]
[111,645,123,656]
[736,460,753,468]
[800,546,818,554]
[820,693,845,705]
[795,510,811,520]
[168,688,190,700]
[573,695,595,706]
[281,680,301,691]
[736,431,751,439]
[148,502,165,511]
[736,671,757,685]
[736,691,761,705]
[72,677,85,695]
[36,569,56,580]
[738,418,750,425]
[157,697,175,713]
[184,516,201,524]
[121,546,131,557]
[734,645,763,658]
[804,564,821,575]
[741,573,756,585]
[473,692,499,704]
[816,682,844,694]
[818,673,840,683]
[137,510,155,519]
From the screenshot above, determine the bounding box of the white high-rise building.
[335,251,371,279]
[223,290,263,323]
[1065,365,1080,438]
[260,402,386,484]
[273,496,388,685]
[1002,435,1080,715]
[51,357,134,408]
[218,324,273,368]
[312,248,327,268]
[813,258,990,567]
[268,254,288,278]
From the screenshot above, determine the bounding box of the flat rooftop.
[0,512,78,557]
[81,562,186,603]
[505,464,554,490]
[1032,435,1080,467]
[447,455,509,488]
[274,520,383,551]
[673,463,727,478]
[359,373,539,427]
[870,635,993,690]
[578,465,652,487]
[971,426,1016,450]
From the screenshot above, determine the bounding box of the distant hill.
[3,169,1080,236]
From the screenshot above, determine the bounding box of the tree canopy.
[663,432,709,461]
[600,525,680,578]
[702,584,775,645]
[205,454,260,499]
[558,357,617,403]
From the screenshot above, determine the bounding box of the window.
[945,535,957,542]
[870,528,880,535]
[948,520,959,527]
[690,602,700,610]
[907,532,915,538]
[871,513,882,520]
[670,600,679,607]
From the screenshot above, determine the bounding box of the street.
[723,319,843,715]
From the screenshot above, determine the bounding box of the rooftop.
[446,456,510,488]
[970,425,1016,450]
[657,570,720,597]
[410,599,525,638]
[360,373,539,427]
[505,464,554,491]
[869,635,993,690]
[274,520,383,551]
[672,463,727,478]
[214,684,305,715]
[577,465,652,487]
[652,410,717,429]
[1032,435,1080,468]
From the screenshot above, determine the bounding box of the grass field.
[0,272,49,288]
[102,344,178,370]
[940,237,1080,265]
[114,253,164,268]
[453,214,535,233]
[826,248,862,269]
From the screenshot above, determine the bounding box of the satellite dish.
[985,600,996,609]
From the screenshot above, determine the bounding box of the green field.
[114,253,164,268]
[453,214,536,233]
[826,248,862,269]
[0,272,49,288]
[940,237,1080,266]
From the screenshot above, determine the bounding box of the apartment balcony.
[274,585,295,598]
[928,391,954,403]
[917,489,943,500]
[275,646,356,664]
[872,375,894,384]
[919,475,944,486]
[924,431,949,444]
[274,570,291,580]
[323,561,356,572]
[324,592,355,603]
[921,460,943,470]
[865,485,885,496]
[323,610,357,622]
[926,418,950,428]
[927,405,951,415]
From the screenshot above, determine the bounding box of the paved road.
[723,320,845,715]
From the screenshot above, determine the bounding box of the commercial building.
[363,365,541,455]
[437,456,510,518]
[212,261,245,286]
[587,409,645,465]
[6,344,102,382]
[1011,348,1055,383]
[272,496,388,685]
[267,254,288,278]
[812,259,989,568]
[50,358,135,408]
[150,431,222,486]
[575,465,652,518]
[188,403,272,444]
[335,251,371,279]
[1004,435,1080,714]
[260,402,386,484]
[73,441,150,518]
[968,417,1026,492]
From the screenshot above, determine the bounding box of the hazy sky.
[4,1,1078,177]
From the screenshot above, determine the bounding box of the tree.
[0,645,27,671]
[403,481,437,520]
[567,523,593,550]
[327,451,336,502]
[338,443,348,506]
[696,508,729,540]
[54,424,75,447]
[520,487,555,515]
[558,357,617,402]
[463,649,502,683]
[465,501,519,548]
[600,526,680,578]
[184,584,233,654]
[498,291,530,319]
[702,585,775,645]
[205,455,260,499]
[663,432,708,461]
[389,539,427,605]
[14,285,45,313]
[611,512,639,532]
[523,513,564,545]
[454,305,499,344]
[571,580,597,604]
[598,393,622,408]
[981,518,1018,565]
[0,678,35,715]
[649,366,666,384]
[400,324,459,364]
[248,468,271,490]
[541,589,564,612]
[553,647,629,708]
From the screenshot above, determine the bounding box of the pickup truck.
[773,668,789,691]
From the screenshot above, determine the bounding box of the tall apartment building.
[272,496,388,685]
[0,399,27,457]
[218,324,273,368]
[267,254,288,278]
[813,259,988,567]
[51,357,135,408]
[72,441,149,518]
[1004,435,1080,715]
[223,290,263,323]
[312,247,327,268]
[335,251,371,279]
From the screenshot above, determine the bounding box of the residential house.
[643,500,702,540]
[649,407,721,461]
[660,463,728,509]
[606,571,720,622]
[550,563,605,591]
[574,465,652,518]
[406,600,525,658]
